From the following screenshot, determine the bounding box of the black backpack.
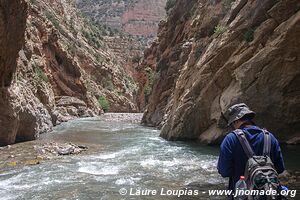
[234,129,280,200]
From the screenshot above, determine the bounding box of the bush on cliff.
[46,11,62,33]
[165,0,176,14]
[34,64,48,82]
[144,85,152,104]
[98,96,110,112]
[214,25,226,37]
[244,28,255,43]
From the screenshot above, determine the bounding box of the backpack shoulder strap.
[262,129,271,156]
[233,129,255,158]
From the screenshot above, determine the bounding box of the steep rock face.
[121,0,167,36]
[30,0,139,113]
[142,0,300,144]
[76,0,167,37]
[0,0,27,87]
[0,0,141,146]
[0,0,50,145]
[76,0,168,111]
[104,36,147,110]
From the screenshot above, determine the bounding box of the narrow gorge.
[0,0,299,152]
[142,0,300,145]
[1,0,300,199]
[0,0,166,146]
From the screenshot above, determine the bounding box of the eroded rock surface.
[142,0,300,144]
[0,0,145,146]
[0,0,43,146]
[76,0,167,37]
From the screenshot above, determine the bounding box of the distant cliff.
[142,0,300,144]
[0,0,143,146]
[76,0,167,37]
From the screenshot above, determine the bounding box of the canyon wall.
[76,0,169,110]
[76,0,167,37]
[0,0,29,145]
[0,0,141,146]
[142,0,300,144]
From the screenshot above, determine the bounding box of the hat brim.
[227,112,255,126]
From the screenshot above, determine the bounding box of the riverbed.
[0,113,299,200]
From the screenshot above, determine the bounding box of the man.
[217,103,285,194]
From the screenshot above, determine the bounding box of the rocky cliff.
[0,0,141,146]
[76,0,167,37]
[142,0,300,144]
[0,0,28,146]
[75,0,169,110]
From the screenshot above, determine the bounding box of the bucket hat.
[224,103,255,125]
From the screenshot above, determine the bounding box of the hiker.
[217,103,285,199]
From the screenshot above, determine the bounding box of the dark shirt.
[217,125,285,191]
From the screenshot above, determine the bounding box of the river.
[0,114,299,200]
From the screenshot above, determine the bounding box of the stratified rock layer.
[0,0,141,146]
[76,0,167,37]
[0,0,51,145]
[142,0,300,144]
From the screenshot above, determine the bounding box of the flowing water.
[0,114,299,200]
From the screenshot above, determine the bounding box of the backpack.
[234,129,280,200]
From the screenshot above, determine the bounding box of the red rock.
[142,0,300,144]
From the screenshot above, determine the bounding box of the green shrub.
[144,85,152,103]
[81,17,104,48]
[66,43,76,54]
[95,54,104,64]
[143,68,160,105]
[101,78,114,91]
[214,24,226,37]
[109,30,115,37]
[124,76,131,89]
[82,30,91,40]
[244,28,255,43]
[156,59,168,72]
[34,65,48,82]
[98,96,110,112]
[69,17,75,31]
[208,27,216,37]
[165,0,176,14]
[146,69,160,83]
[45,11,62,32]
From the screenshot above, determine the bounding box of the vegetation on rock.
[98,96,110,112]
[213,24,226,37]
[244,28,255,43]
[142,0,300,145]
[34,65,48,82]
[165,0,176,14]
[0,0,146,146]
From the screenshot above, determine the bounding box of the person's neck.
[239,121,254,129]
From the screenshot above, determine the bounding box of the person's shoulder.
[223,131,237,143]
[264,129,280,144]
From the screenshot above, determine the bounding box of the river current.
[0,114,299,200]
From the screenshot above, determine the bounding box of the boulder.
[56,96,87,108]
